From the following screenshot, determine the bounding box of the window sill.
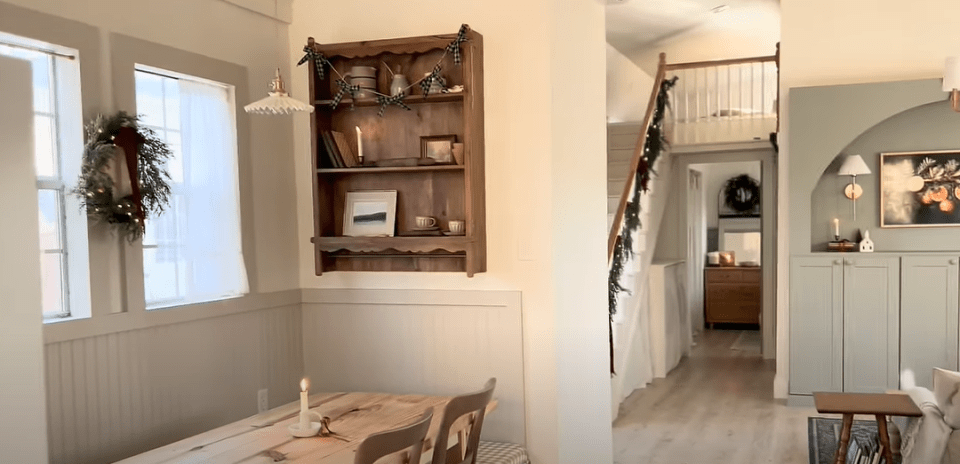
[42,289,301,344]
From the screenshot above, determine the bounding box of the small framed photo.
[343,190,397,237]
[420,135,457,164]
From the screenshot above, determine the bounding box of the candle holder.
[288,411,324,438]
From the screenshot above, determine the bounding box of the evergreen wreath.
[722,174,760,213]
[74,111,172,241]
[608,76,678,318]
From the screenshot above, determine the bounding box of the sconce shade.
[944,57,960,91]
[838,154,871,176]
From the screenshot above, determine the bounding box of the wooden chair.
[354,410,433,464]
[430,378,496,464]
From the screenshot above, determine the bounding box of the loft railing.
[606,49,780,262]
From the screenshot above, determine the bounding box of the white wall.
[289,0,613,462]
[607,43,655,123]
[775,0,960,399]
[0,55,49,463]
[691,161,761,229]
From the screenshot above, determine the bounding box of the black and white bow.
[376,92,412,117]
[446,24,469,65]
[331,79,360,109]
[297,46,329,80]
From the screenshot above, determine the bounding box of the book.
[320,131,344,168]
[331,131,358,167]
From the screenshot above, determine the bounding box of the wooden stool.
[813,392,922,464]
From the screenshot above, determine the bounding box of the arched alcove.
[809,101,960,251]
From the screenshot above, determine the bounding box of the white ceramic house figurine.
[860,230,875,252]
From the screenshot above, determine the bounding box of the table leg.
[833,413,854,464]
[876,414,894,464]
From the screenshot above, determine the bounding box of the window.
[135,66,248,309]
[0,32,90,322]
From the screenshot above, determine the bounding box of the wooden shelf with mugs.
[304,27,485,276]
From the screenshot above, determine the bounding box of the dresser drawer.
[706,268,742,283]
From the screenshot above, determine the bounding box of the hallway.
[613,329,816,464]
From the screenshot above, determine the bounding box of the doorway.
[673,143,777,360]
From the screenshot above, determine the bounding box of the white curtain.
[178,78,248,303]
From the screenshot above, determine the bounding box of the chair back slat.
[354,410,433,464]
[430,378,496,464]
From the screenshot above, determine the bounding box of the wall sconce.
[838,154,871,219]
[944,57,960,112]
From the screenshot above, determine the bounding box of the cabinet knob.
[833,259,842,265]
[845,259,854,265]
[951,259,958,265]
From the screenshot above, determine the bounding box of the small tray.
[442,231,465,236]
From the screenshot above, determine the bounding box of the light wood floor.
[613,329,817,464]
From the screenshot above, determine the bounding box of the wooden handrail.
[664,54,777,71]
[607,53,667,263]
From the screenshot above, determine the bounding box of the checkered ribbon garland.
[446,24,469,65]
[297,46,329,80]
[376,91,412,117]
[420,63,443,97]
[330,79,360,109]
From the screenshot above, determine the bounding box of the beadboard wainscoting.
[43,292,303,464]
[301,289,525,445]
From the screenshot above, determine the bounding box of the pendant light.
[244,0,314,115]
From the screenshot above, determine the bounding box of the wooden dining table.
[115,391,497,464]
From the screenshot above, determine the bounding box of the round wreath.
[722,174,760,213]
[74,112,172,241]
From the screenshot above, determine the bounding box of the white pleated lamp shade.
[838,154,871,176]
[244,68,314,115]
[944,57,960,92]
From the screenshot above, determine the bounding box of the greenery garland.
[74,112,172,241]
[609,76,678,318]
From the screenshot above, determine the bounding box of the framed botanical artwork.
[420,135,457,164]
[343,190,397,237]
[881,150,960,228]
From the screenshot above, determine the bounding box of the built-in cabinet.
[790,254,960,398]
[900,256,960,388]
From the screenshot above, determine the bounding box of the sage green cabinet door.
[901,256,959,389]
[843,257,900,393]
[790,256,843,395]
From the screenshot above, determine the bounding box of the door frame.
[672,141,778,359]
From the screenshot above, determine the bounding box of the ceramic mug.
[449,220,465,235]
[415,216,437,228]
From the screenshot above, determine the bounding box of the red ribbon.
[113,126,146,227]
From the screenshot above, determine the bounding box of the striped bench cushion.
[477,441,529,464]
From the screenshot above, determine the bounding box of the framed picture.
[343,190,397,237]
[420,135,457,164]
[881,150,960,228]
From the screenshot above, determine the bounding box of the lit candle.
[355,126,364,164]
[299,378,309,431]
[834,218,840,237]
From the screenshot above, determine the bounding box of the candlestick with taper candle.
[299,378,309,431]
[833,218,840,240]
[355,126,364,164]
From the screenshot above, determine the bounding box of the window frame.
[0,32,91,323]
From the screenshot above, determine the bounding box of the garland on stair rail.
[608,76,678,319]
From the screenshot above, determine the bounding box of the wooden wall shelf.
[305,29,486,276]
[317,165,465,175]
[314,93,465,108]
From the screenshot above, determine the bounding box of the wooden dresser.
[704,266,761,328]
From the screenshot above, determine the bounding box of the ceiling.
[606,0,780,71]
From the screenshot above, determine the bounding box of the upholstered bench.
[476,441,530,464]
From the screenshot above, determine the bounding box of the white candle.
[355,126,364,163]
[299,378,309,430]
[834,218,839,237]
